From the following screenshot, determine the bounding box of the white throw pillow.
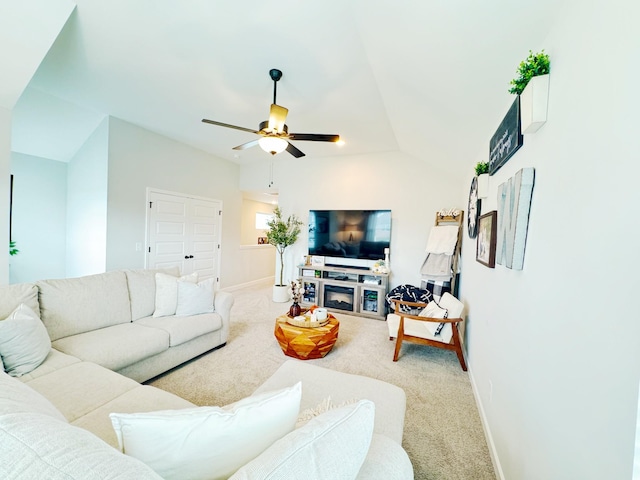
[230,399,375,480]
[418,299,448,336]
[175,277,215,316]
[153,272,198,317]
[110,382,302,480]
[0,304,51,377]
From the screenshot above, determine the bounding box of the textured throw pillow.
[418,300,448,337]
[230,399,375,480]
[153,272,198,317]
[0,304,51,377]
[175,277,215,316]
[110,382,302,480]
[0,412,163,480]
[295,396,359,428]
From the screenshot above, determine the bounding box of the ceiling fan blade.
[202,119,259,134]
[268,104,288,134]
[232,139,260,151]
[286,142,305,158]
[289,133,340,142]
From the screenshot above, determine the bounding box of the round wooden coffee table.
[274,313,340,360]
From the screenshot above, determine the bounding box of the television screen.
[308,210,391,260]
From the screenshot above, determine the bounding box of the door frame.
[145,187,223,286]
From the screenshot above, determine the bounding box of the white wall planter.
[520,74,549,134]
[272,285,290,303]
[477,173,489,198]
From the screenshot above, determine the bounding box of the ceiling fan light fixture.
[258,136,288,155]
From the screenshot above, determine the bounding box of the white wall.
[0,107,10,284]
[66,117,108,278]
[240,151,461,289]
[458,1,640,478]
[10,153,66,283]
[105,117,247,288]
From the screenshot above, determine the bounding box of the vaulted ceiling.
[10,0,560,176]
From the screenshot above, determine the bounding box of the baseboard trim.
[468,364,505,480]
[222,276,274,293]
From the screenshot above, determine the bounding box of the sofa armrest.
[214,291,234,341]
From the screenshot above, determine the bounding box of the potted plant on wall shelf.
[509,50,550,134]
[266,207,304,303]
[475,161,489,198]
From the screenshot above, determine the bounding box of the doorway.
[146,189,222,286]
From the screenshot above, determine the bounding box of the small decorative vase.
[289,302,301,317]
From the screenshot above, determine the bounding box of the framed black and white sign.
[489,97,523,175]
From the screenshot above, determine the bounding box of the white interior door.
[146,190,222,285]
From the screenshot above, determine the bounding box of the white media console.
[297,264,389,321]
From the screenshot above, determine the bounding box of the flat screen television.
[308,210,391,261]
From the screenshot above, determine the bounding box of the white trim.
[221,276,274,293]
[468,365,504,480]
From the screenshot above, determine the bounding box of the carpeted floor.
[148,283,496,479]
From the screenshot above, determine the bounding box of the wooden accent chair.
[388,293,467,371]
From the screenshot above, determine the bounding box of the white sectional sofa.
[0,269,413,479]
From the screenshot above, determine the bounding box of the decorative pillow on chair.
[110,382,302,480]
[0,304,51,377]
[175,277,215,316]
[418,300,448,337]
[153,272,198,317]
[230,399,375,480]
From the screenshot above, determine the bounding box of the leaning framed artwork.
[476,210,497,268]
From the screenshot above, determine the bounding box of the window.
[255,212,273,230]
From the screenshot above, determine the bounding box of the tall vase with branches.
[266,207,304,288]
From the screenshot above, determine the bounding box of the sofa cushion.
[153,272,198,317]
[135,313,222,347]
[125,267,180,321]
[110,383,302,480]
[73,385,195,448]
[0,412,163,480]
[0,370,66,421]
[175,277,215,316]
[17,349,81,382]
[0,282,39,319]
[230,399,375,480]
[24,361,140,423]
[0,304,51,377]
[38,271,132,341]
[52,323,169,371]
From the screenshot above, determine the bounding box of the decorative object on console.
[266,207,304,303]
[476,210,497,268]
[288,280,302,317]
[496,168,535,270]
[201,69,341,158]
[372,259,389,274]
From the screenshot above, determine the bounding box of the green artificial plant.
[509,50,550,95]
[475,161,489,176]
[266,207,304,287]
[9,241,18,256]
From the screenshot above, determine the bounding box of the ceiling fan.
[202,69,340,158]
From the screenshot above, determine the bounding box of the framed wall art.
[476,210,497,268]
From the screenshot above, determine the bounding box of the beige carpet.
[148,283,496,480]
